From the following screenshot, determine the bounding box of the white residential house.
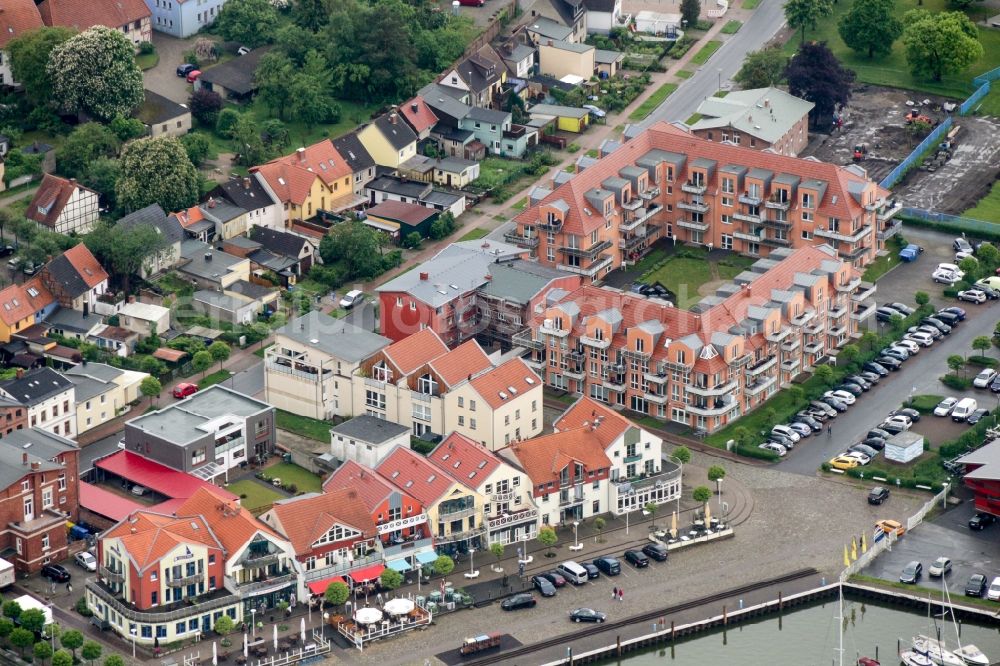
[329,415,410,468]
[0,368,76,439]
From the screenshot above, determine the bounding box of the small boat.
[858,658,880,666]
[952,645,989,666]
[901,648,935,666]
[913,636,964,666]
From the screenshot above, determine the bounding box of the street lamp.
[250,609,256,637]
[717,68,722,94]
[468,548,476,577]
[322,612,329,641]
[130,627,137,660]
[573,521,580,548]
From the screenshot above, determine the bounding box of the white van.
[556,561,588,585]
[952,397,978,422]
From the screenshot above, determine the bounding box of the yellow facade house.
[358,112,418,168]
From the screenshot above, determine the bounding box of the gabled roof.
[553,395,632,449]
[249,226,308,258]
[42,243,109,299]
[371,114,418,151]
[691,87,815,144]
[212,175,278,212]
[175,486,281,555]
[367,200,437,226]
[427,340,492,388]
[0,284,37,326]
[135,89,190,126]
[197,46,270,96]
[117,203,184,246]
[265,488,376,556]
[376,446,468,507]
[400,97,439,135]
[277,140,352,186]
[502,427,611,487]
[38,0,149,31]
[21,277,54,313]
[251,161,316,206]
[382,328,450,377]
[26,174,98,229]
[322,459,411,513]
[275,311,390,363]
[104,511,222,573]
[0,0,44,49]
[525,16,573,41]
[0,367,72,406]
[331,131,376,173]
[427,432,504,489]
[448,47,502,95]
[331,415,409,444]
[468,357,540,410]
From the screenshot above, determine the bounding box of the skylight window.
[525,377,535,384]
[427,474,436,483]
[498,391,508,400]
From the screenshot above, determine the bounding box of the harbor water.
[604,594,1000,665]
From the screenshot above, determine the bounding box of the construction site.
[800,85,1000,214]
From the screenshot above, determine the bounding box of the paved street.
[79,432,124,476]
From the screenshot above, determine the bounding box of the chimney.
[128,295,136,304]
[30,461,39,471]
[547,40,553,46]
[208,197,216,209]
[419,272,429,281]
[83,301,88,318]
[204,252,213,262]
[22,452,28,466]
[411,103,419,113]
[296,147,306,161]
[69,178,76,186]
[389,113,398,125]
[243,177,251,190]
[16,368,24,380]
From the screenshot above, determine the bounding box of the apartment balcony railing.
[87,581,236,624]
[638,187,660,200]
[602,376,626,391]
[438,505,477,521]
[512,328,543,350]
[503,231,540,248]
[745,356,777,376]
[556,255,614,277]
[738,192,763,206]
[621,348,651,362]
[760,236,791,247]
[839,245,871,261]
[827,305,846,320]
[644,370,669,384]
[687,399,736,417]
[758,217,793,230]
[877,219,903,240]
[681,181,706,195]
[781,337,801,352]
[559,492,586,507]
[731,353,753,368]
[790,310,815,327]
[851,281,876,302]
[99,566,124,583]
[734,231,764,243]
[434,524,487,545]
[567,349,586,362]
[487,508,539,531]
[622,198,642,211]
[835,276,863,293]
[165,573,203,588]
[677,199,710,213]
[560,239,613,259]
[764,196,791,210]
[664,360,692,373]
[815,225,872,244]
[620,234,648,251]
[828,325,847,338]
[524,357,545,371]
[215,436,245,456]
[562,365,585,380]
[804,341,824,355]
[382,537,435,559]
[538,218,563,232]
[266,360,330,383]
[678,219,710,232]
[781,358,801,373]
[621,204,661,232]
[604,361,625,373]
[765,326,791,343]
[877,202,903,223]
[744,376,776,397]
[580,335,611,349]
[644,391,668,404]
[733,211,761,223]
[687,380,738,397]
[303,554,382,582]
[851,300,877,321]
[241,551,281,568]
[224,573,298,598]
[804,321,824,335]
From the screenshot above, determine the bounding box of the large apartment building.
[507,121,902,281]
[512,245,876,433]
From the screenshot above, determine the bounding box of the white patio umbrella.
[300,617,306,643]
[212,642,217,666]
[243,633,248,659]
[273,624,278,650]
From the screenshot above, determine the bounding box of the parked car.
[904,331,934,348]
[186,69,202,83]
[176,63,196,77]
[74,551,97,571]
[991,376,1000,393]
[974,369,997,389]
[875,356,902,370]
[623,550,649,568]
[934,397,959,416]
[0,246,15,259]
[888,302,915,316]
[908,324,942,340]
[760,441,787,456]
[582,104,606,119]
[845,376,871,391]
[825,390,856,405]
[848,444,878,460]
[969,512,996,530]
[893,339,920,356]
[569,608,607,623]
[932,268,961,285]
[900,561,922,584]
[859,371,882,385]
[867,486,890,505]
[835,382,865,396]
[41,564,71,582]
[954,238,973,253]
[965,573,988,597]
[971,285,999,300]
[957,289,986,304]
[938,262,965,277]
[810,400,839,417]
[987,577,1000,602]
[876,306,904,322]
[934,310,961,327]
[862,362,889,377]
[967,408,990,425]
[976,276,1000,290]
[531,575,556,597]
[951,398,978,422]
[883,414,912,430]
[891,407,921,422]
[793,413,823,431]
[829,455,861,470]
[771,425,802,443]
[803,408,830,423]
[821,396,849,412]
[173,382,198,399]
[768,432,795,449]
[540,571,567,587]
[501,593,537,610]
[581,562,600,579]
[642,543,668,562]
[862,437,886,451]
[921,317,952,335]
[592,556,621,576]
[788,422,813,437]
[881,346,909,362]
[867,428,891,441]
[928,557,952,577]
[940,306,967,320]
[339,289,364,309]
[844,450,871,465]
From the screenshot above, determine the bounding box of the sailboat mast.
[838,583,844,666]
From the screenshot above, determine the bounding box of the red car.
[173,382,198,399]
[186,69,202,83]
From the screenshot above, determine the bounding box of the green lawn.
[198,369,232,389]
[974,88,1000,117]
[685,112,703,125]
[459,228,489,241]
[742,0,761,8]
[225,480,283,513]
[640,248,753,309]
[629,83,679,120]
[862,236,905,281]
[254,343,274,359]
[782,0,1000,99]
[849,574,1000,611]
[585,148,600,158]
[721,20,742,34]
[676,69,693,79]
[964,180,1000,222]
[136,52,159,70]
[260,463,323,493]
[276,409,332,441]
[689,41,723,66]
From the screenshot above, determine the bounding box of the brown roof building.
[0,0,44,87]
[38,0,151,49]
[26,174,100,235]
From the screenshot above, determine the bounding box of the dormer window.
[594,328,603,341]
[802,193,815,209]
[636,338,644,352]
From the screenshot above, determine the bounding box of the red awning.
[307,577,345,596]
[79,482,145,521]
[96,450,238,501]
[346,564,385,583]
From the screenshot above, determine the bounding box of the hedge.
[902,216,1000,244]
[940,374,972,390]
[967,356,998,368]
[736,444,780,462]
[906,394,944,413]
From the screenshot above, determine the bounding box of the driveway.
[144,33,199,103]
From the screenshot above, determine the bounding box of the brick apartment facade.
[507,122,902,281]
[0,401,27,437]
[512,245,877,433]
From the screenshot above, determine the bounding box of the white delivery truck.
[0,558,14,589]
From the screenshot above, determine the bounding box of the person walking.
[612,586,618,600]
[618,589,623,602]
[827,424,832,436]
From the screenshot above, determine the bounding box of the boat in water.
[952,644,989,666]
[900,648,936,666]
[913,635,965,666]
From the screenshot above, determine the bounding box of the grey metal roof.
[691,157,717,170]
[529,104,590,119]
[477,261,565,305]
[546,39,592,54]
[466,106,510,125]
[227,279,277,301]
[46,307,100,334]
[720,164,747,176]
[193,290,254,313]
[619,166,645,179]
[180,240,245,281]
[774,173,800,186]
[0,367,73,406]
[420,83,472,122]
[0,445,63,489]
[212,175,278,212]
[747,168,774,182]
[1,427,77,461]
[526,16,573,40]
[504,44,535,63]
[332,131,376,173]
[637,320,664,337]
[711,331,736,348]
[198,46,271,95]
[117,204,183,247]
[128,385,272,445]
[331,415,408,444]
[423,190,463,207]
[70,375,110,403]
[594,49,623,64]
[367,176,432,199]
[593,308,622,332]
[66,363,125,383]
[602,177,628,191]
[690,87,814,144]
[276,311,390,363]
[372,114,417,151]
[200,199,246,223]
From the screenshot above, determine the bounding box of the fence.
[906,482,950,532]
[960,81,990,115]
[878,117,953,189]
[899,206,1000,238]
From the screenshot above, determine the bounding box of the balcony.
[99,566,124,583]
[559,491,586,507]
[644,391,668,405]
[804,321,824,335]
[739,192,763,206]
[644,371,669,385]
[759,217,793,230]
[557,255,613,277]
[827,305,846,320]
[781,358,801,373]
[215,436,245,456]
[677,199,710,213]
[639,187,660,200]
[88,581,238,625]
[560,239,613,259]
[620,234,648,251]
[604,362,625,374]
[266,360,330,383]
[687,398,736,417]
[376,513,429,536]
[781,337,800,352]
[304,553,383,581]
[224,573,297,599]
[580,335,611,349]
[760,235,791,247]
[744,376,776,397]
[602,376,626,391]
[851,281,876,302]
[733,211,762,223]
[791,310,815,327]
[851,300,876,321]
[435,524,487,545]
[664,360,691,373]
[687,380,738,397]
[804,341,824,355]
[503,231,540,248]
[765,327,791,343]
[731,354,752,368]
[877,219,903,241]
[828,325,847,338]
[382,537,435,559]
[681,180,707,195]
[621,204,661,231]
[488,508,539,531]
[439,505,477,521]
[563,365,585,380]
[835,276,862,293]
[839,245,872,261]
[621,348,651,362]
[745,356,777,376]
[877,201,903,222]
[622,198,642,211]
[242,551,281,567]
[678,218,710,232]
[165,573,203,588]
[734,231,764,243]
[538,218,563,232]
[765,196,791,210]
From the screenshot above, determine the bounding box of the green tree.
[208,340,231,370]
[20,608,47,634]
[379,568,403,590]
[786,41,855,127]
[644,501,658,528]
[959,257,980,279]
[323,581,350,608]
[914,291,930,306]
[402,232,422,249]
[489,542,504,567]
[838,0,903,58]
[60,631,83,659]
[947,354,965,375]
[860,330,879,352]
[0,618,13,640]
[680,0,701,30]
[7,26,75,103]
[260,119,290,150]
[692,485,712,505]
[116,136,199,213]
[293,0,332,29]
[10,628,34,656]
[593,516,606,542]
[215,0,279,48]
[109,115,146,142]
[34,641,54,665]
[288,51,338,128]
[181,133,212,168]
[192,350,213,377]
[51,649,72,666]
[229,115,268,167]
[733,426,754,449]
[785,0,833,43]
[814,363,835,385]
[902,10,983,82]
[215,108,242,139]
[255,52,295,120]
[672,446,691,464]
[3,600,22,621]
[140,376,162,405]
[56,123,121,180]
[104,655,126,666]
[733,46,786,89]
[84,221,167,294]
[319,221,386,280]
[81,641,102,666]
[83,157,121,211]
[973,336,992,358]
[537,526,558,555]
[762,408,778,431]
[839,344,860,366]
[48,27,143,122]
[978,243,1000,269]
[189,89,224,126]
[432,555,455,576]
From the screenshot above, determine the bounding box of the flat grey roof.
[331,415,408,444]
[277,311,390,363]
[128,385,271,445]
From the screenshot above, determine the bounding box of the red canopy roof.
[79,482,145,522]
[96,450,238,501]
[307,577,345,596]
[346,564,385,583]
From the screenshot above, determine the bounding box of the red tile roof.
[38,0,149,31]
[376,446,466,507]
[104,511,222,572]
[426,432,503,489]
[21,277,54,313]
[79,482,144,522]
[96,450,238,501]
[252,162,316,207]
[554,396,632,449]
[252,140,351,205]
[0,0,44,48]
[468,357,541,410]
[26,174,98,229]
[400,97,439,135]
[503,428,611,487]
[367,200,438,227]
[382,328,449,377]
[515,121,889,237]
[171,205,205,229]
[322,459,418,513]
[264,488,376,556]
[175,486,281,555]
[428,340,491,388]
[0,284,36,327]
[60,243,108,288]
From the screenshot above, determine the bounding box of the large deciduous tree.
[680,0,701,29]
[55,123,120,179]
[902,10,983,82]
[319,221,386,280]
[733,46,786,89]
[785,41,855,128]
[7,26,76,107]
[215,0,279,48]
[115,136,199,213]
[785,0,833,44]
[47,26,143,122]
[838,0,903,58]
[84,220,167,294]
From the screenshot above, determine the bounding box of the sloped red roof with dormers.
[0,0,44,49]
[502,428,611,489]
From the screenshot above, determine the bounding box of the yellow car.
[829,455,861,470]
[876,519,905,537]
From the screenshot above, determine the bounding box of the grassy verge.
[253,343,274,359]
[721,20,742,34]
[629,83,679,121]
[198,369,232,389]
[585,149,600,158]
[685,113,703,125]
[136,52,160,70]
[862,236,905,282]
[849,574,1000,610]
[690,41,723,66]
[826,451,950,489]
[459,228,489,242]
[544,388,578,405]
[640,247,754,309]
[742,0,761,8]
[225,480,283,514]
[260,462,323,493]
[676,70,693,79]
[276,409,332,442]
[964,179,1000,221]
[906,394,943,413]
